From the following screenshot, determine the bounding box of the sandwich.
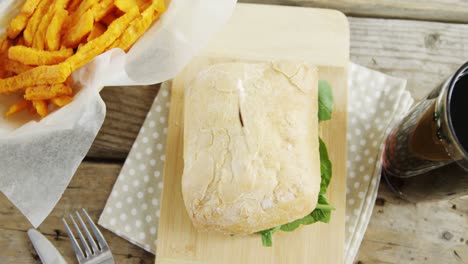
[182,61,333,246]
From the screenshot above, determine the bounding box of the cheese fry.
[4,99,31,117]
[32,100,48,117]
[0,63,72,94]
[23,0,54,46]
[67,6,140,71]
[4,59,34,74]
[92,0,115,22]
[9,45,74,65]
[25,83,73,100]
[87,22,107,41]
[45,9,69,51]
[50,95,73,107]
[117,1,166,52]
[63,9,94,48]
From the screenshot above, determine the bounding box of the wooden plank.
[0,162,154,264]
[349,17,468,101]
[355,185,468,264]
[87,85,160,160]
[241,0,468,24]
[0,162,465,263]
[156,5,348,263]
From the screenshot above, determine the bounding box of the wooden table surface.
[1,1,468,264]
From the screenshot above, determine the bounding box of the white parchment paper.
[0,0,236,227]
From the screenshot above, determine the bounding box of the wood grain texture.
[355,185,468,264]
[241,0,468,23]
[349,17,468,101]
[0,162,465,264]
[87,85,160,160]
[0,162,154,264]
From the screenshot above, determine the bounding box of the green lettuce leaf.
[258,80,334,247]
[318,80,334,121]
[319,138,332,194]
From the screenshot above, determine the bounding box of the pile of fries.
[0,0,165,117]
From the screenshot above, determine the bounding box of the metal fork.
[62,209,115,264]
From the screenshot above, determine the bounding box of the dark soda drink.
[382,62,468,202]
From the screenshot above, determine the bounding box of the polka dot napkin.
[98,63,414,262]
[343,63,413,263]
[99,82,171,252]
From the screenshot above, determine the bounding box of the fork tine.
[75,211,100,254]
[81,209,109,250]
[70,214,93,258]
[62,218,86,261]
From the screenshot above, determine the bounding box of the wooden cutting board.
[156,4,349,264]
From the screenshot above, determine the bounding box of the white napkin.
[0,0,237,227]
[99,63,414,260]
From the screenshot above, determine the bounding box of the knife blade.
[28,229,67,264]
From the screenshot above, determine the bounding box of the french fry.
[20,0,43,15]
[92,0,115,22]
[87,22,107,41]
[67,0,82,13]
[0,35,12,53]
[114,0,136,13]
[7,14,29,40]
[0,37,12,78]
[1,0,167,118]
[115,0,152,13]
[117,1,166,52]
[33,0,70,50]
[4,59,34,74]
[0,63,72,94]
[24,83,73,100]
[67,6,140,71]
[50,95,73,107]
[67,0,95,28]
[9,45,74,65]
[6,0,42,39]
[45,9,69,51]
[23,0,54,47]
[4,99,31,117]
[15,36,26,46]
[32,100,48,117]
[32,13,54,50]
[63,9,95,48]
[27,103,37,114]
[101,12,118,26]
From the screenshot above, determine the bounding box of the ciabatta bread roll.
[182,61,320,234]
